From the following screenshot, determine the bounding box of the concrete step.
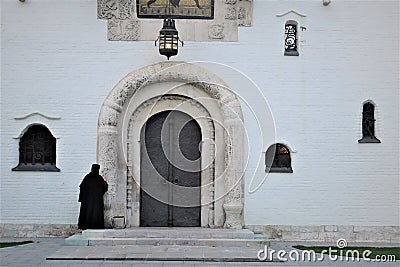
[65,234,269,248]
[65,228,269,248]
[81,228,255,239]
[47,244,280,262]
[88,237,267,248]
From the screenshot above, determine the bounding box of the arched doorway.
[97,62,245,229]
[140,110,201,227]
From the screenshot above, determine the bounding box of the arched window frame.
[265,143,293,173]
[358,101,381,143]
[12,124,60,171]
[284,20,299,56]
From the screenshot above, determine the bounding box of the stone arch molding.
[97,62,245,229]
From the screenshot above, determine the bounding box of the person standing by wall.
[78,164,108,230]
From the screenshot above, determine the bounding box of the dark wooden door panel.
[171,114,201,226]
[140,111,170,227]
[140,110,201,227]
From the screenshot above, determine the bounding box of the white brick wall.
[1,0,398,227]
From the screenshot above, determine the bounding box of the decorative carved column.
[98,98,122,228]
[98,126,119,228]
[222,105,244,229]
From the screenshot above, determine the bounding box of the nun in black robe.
[78,164,108,230]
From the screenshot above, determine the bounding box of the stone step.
[82,228,255,240]
[48,244,280,262]
[65,234,269,248]
[66,228,268,248]
[89,237,267,248]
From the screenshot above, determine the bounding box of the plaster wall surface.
[1,0,398,228]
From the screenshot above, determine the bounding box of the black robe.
[78,172,108,230]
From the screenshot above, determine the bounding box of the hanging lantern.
[156,19,183,60]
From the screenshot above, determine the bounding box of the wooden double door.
[140,110,201,227]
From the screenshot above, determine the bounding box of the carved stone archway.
[97,62,245,229]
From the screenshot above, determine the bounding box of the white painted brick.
[0,0,398,229]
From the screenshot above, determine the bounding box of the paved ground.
[0,238,399,266]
